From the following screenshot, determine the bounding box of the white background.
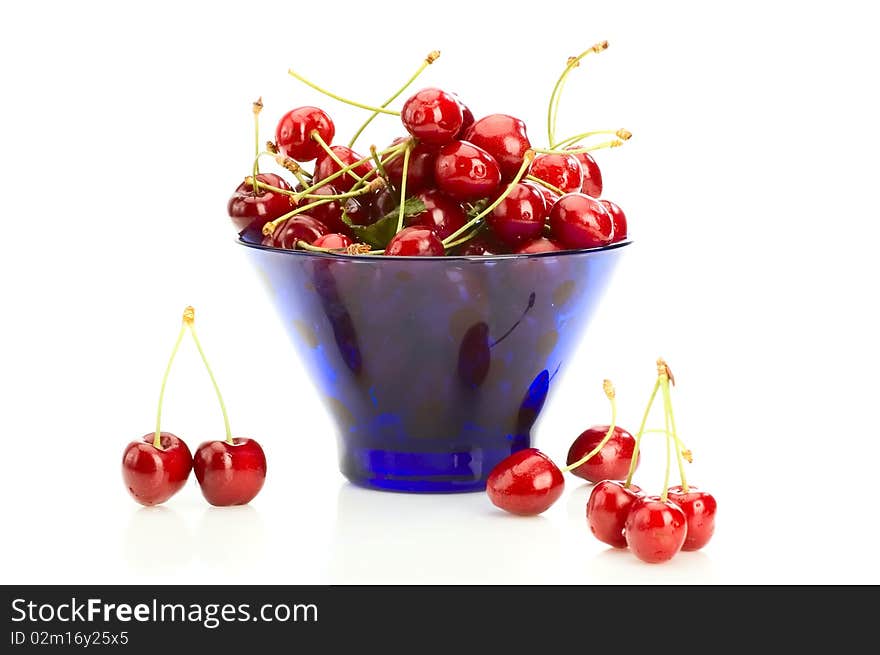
[1,0,878,584]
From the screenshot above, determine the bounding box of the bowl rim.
[236,237,632,262]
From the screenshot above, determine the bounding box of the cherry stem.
[663,373,689,492]
[661,398,672,503]
[287,68,401,115]
[546,41,608,147]
[185,312,233,444]
[443,225,485,251]
[153,313,189,449]
[561,380,617,473]
[349,146,405,194]
[532,140,624,156]
[252,97,263,188]
[348,50,440,148]
[552,128,632,150]
[395,143,413,232]
[369,145,390,184]
[624,377,661,488]
[524,174,564,196]
[252,151,309,188]
[311,131,363,183]
[441,150,536,247]
[293,142,406,201]
[245,177,296,198]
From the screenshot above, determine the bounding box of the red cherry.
[401,88,463,145]
[625,496,688,563]
[312,233,353,250]
[370,187,398,221]
[530,153,583,194]
[384,226,444,256]
[313,145,373,193]
[565,148,603,197]
[228,174,293,235]
[271,216,329,249]
[384,137,437,193]
[600,199,628,242]
[463,114,531,179]
[193,438,267,506]
[566,425,638,483]
[486,448,565,516]
[453,233,509,256]
[405,189,466,240]
[434,140,502,202]
[122,432,193,507]
[536,186,561,213]
[293,183,351,236]
[666,486,717,551]
[586,480,644,548]
[515,237,564,254]
[487,182,546,246]
[549,193,614,249]
[275,106,335,162]
[456,99,475,137]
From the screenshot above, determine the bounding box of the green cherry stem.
[441,150,536,247]
[442,225,485,251]
[311,130,363,183]
[532,140,624,156]
[395,143,413,232]
[245,177,296,198]
[561,380,617,473]
[552,128,632,150]
[153,309,190,449]
[185,308,233,444]
[661,399,672,503]
[525,175,564,196]
[252,97,263,187]
[294,141,406,200]
[287,67,401,115]
[662,369,689,493]
[369,145,390,184]
[546,41,608,147]
[624,375,662,488]
[348,50,440,148]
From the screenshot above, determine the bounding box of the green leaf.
[342,197,426,249]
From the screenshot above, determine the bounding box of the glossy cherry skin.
[666,486,717,551]
[456,99,475,137]
[371,187,398,221]
[515,237,564,254]
[600,199,628,242]
[549,193,614,249]
[193,438,267,506]
[267,216,328,249]
[537,186,560,213]
[434,140,502,202]
[586,481,643,548]
[275,106,335,162]
[625,496,688,563]
[312,233,353,250]
[228,173,293,236]
[294,183,350,235]
[122,432,193,506]
[486,448,565,516]
[384,226,445,256]
[566,425,638,483]
[313,145,373,193]
[530,153,583,194]
[463,114,531,179]
[566,148,603,197]
[487,182,546,246]
[385,137,437,193]
[405,189,466,240]
[401,88,463,145]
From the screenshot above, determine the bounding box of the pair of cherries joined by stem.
[228,44,631,257]
[486,359,717,564]
[121,307,266,507]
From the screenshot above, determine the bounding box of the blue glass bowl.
[239,238,631,493]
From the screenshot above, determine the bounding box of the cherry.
[624,496,688,563]
[566,148,603,197]
[227,173,294,235]
[434,140,502,202]
[456,99,475,137]
[384,226,444,256]
[536,186,560,213]
[566,425,638,483]
[293,184,350,235]
[342,196,371,226]
[275,106,335,162]
[514,237,564,254]
[586,480,644,548]
[486,181,546,246]
[269,216,328,250]
[313,145,373,193]
[600,199,628,242]
[312,233,354,250]
[194,438,267,506]
[463,114,531,179]
[371,187,398,220]
[549,193,614,249]
[384,137,437,193]
[405,189,466,240]
[485,448,564,516]
[666,485,717,551]
[453,233,508,256]
[530,153,583,194]
[122,432,193,507]
[401,88,463,145]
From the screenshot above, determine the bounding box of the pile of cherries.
[228,44,630,256]
[122,307,267,508]
[486,360,717,564]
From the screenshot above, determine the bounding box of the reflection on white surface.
[196,505,266,572]
[123,506,193,574]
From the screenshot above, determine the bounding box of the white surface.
[1,0,879,584]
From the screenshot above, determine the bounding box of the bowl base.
[339,440,528,494]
